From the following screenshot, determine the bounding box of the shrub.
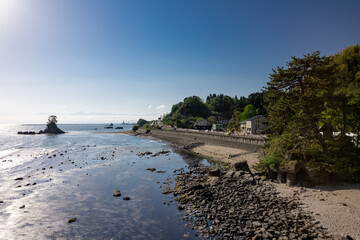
[132,125,139,132]
[137,118,149,127]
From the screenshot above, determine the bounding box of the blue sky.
[0,0,359,124]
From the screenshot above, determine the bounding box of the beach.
[129,128,360,239]
[1,125,359,239]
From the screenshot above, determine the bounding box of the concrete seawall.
[149,129,265,152]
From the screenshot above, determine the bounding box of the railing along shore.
[155,128,266,146]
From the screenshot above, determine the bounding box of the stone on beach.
[136,151,152,156]
[113,189,121,197]
[151,150,170,157]
[208,168,222,177]
[172,165,335,239]
[146,168,156,172]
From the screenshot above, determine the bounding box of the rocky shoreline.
[121,129,359,239]
[170,164,353,240]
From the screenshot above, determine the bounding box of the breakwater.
[149,129,265,152]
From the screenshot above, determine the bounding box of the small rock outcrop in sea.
[17,131,36,135]
[68,217,76,223]
[43,121,65,134]
[172,164,336,239]
[17,115,65,135]
[113,189,121,197]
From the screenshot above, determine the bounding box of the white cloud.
[148,104,152,109]
[155,104,166,110]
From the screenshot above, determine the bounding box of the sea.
[0,124,208,240]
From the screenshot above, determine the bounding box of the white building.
[239,115,266,134]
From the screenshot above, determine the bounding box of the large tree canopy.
[260,45,360,182]
[206,94,234,118]
[163,93,265,129]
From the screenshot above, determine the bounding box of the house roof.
[239,115,264,124]
[194,119,211,126]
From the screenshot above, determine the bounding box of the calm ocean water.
[0,124,133,171]
[0,124,207,239]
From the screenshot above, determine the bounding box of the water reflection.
[0,133,205,239]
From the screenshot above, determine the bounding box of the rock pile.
[151,150,170,157]
[172,164,335,239]
[136,151,152,157]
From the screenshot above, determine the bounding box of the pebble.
[172,165,334,239]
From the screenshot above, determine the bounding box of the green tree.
[247,92,265,114]
[227,110,242,130]
[132,125,139,132]
[240,104,256,121]
[47,115,58,125]
[137,118,149,127]
[206,94,234,118]
[234,96,247,111]
[259,47,360,181]
[207,116,217,124]
[262,51,330,166]
[227,104,257,130]
[176,96,210,119]
[331,44,360,146]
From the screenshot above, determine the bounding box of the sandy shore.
[275,183,360,239]
[125,128,360,239]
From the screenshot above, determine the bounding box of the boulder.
[113,189,121,197]
[208,168,222,177]
[43,122,65,134]
[234,161,251,173]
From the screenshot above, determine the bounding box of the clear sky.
[1,0,359,124]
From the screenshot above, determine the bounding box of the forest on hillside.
[161,92,265,129]
[143,44,360,182]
